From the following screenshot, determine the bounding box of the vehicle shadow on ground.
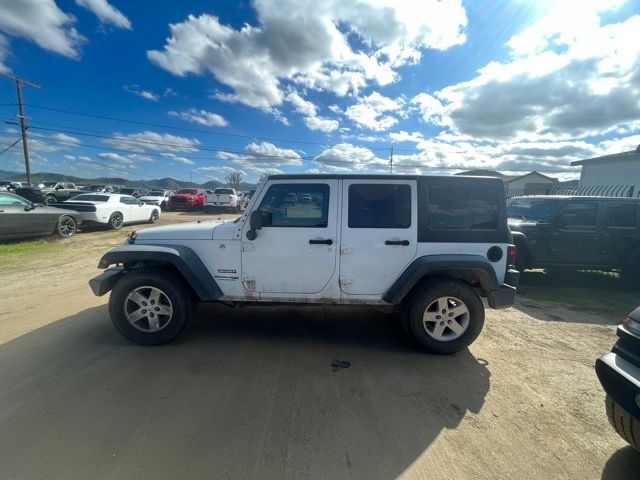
[0,304,489,480]
[601,446,640,480]
[514,270,639,325]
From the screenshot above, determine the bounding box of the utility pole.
[0,72,41,185]
[389,146,394,174]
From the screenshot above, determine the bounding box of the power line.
[23,103,341,147]
[0,137,22,155]
[0,72,41,184]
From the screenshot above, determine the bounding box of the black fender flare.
[510,231,533,264]
[382,254,500,304]
[94,244,223,301]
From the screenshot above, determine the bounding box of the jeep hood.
[134,220,231,240]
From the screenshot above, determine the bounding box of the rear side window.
[348,184,411,228]
[606,203,638,228]
[258,183,329,227]
[73,194,109,202]
[428,186,498,230]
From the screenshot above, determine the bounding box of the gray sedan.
[0,192,82,240]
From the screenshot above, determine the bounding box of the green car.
[40,182,83,203]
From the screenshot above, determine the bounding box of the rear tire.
[148,209,159,223]
[606,395,640,452]
[402,279,484,354]
[108,269,195,345]
[109,211,124,230]
[55,215,77,238]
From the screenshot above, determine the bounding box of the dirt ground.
[1,211,639,480]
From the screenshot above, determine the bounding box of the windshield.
[214,188,234,194]
[507,198,562,222]
[177,189,198,194]
[42,182,57,187]
[147,191,163,196]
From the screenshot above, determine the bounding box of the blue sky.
[1,0,639,184]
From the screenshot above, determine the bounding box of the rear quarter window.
[417,179,507,243]
[428,186,498,230]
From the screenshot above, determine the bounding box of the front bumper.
[596,352,640,421]
[89,267,125,296]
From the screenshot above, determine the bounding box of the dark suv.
[508,195,640,280]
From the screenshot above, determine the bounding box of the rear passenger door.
[339,180,417,295]
[550,200,600,265]
[600,202,639,266]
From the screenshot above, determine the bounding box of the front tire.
[109,211,124,230]
[402,279,484,354]
[55,215,77,238]
[606,395,640,452]
[108,269,195,345]
[45,195,57,204]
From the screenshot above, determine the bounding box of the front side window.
[348,184,411,228]
[606,203,638,228]
[428,186,498,230]
[258,183,329,227]
[559,202,598,226]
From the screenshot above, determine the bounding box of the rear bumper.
[487,284,516,309]
[486,268,519,309]
[596,352,640,421]
[89,267,125,296]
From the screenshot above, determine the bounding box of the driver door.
[241,180,339,296]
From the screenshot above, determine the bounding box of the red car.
[167,188,207,210]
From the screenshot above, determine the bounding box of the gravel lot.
[1,211,639,479]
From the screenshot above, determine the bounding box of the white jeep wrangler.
[90,174,519,354]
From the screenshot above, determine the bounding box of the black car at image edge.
[596,306,640,452]
[508,195,640,282]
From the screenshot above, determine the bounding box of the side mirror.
[246,209,263,240]
[24,202,36,211]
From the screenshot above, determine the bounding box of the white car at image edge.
[58,193,161,230]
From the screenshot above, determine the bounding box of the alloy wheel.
[124,286,173,332]
[422,296,470,341]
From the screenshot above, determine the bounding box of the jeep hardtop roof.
[268,174,501,181]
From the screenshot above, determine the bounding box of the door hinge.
[340,245,354,254]
[340,275,354,285]
[242,243,255,252]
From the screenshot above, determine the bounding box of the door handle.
[309,239,333,245]
[385,240,410,246]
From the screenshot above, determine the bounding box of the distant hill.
[1,171,257,191]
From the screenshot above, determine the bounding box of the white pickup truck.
[205,188,241,213]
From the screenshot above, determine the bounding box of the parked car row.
[0,190,161,240]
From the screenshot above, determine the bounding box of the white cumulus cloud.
[147,1,467,109]
[169,109,228,127]
[75,0,131,30]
